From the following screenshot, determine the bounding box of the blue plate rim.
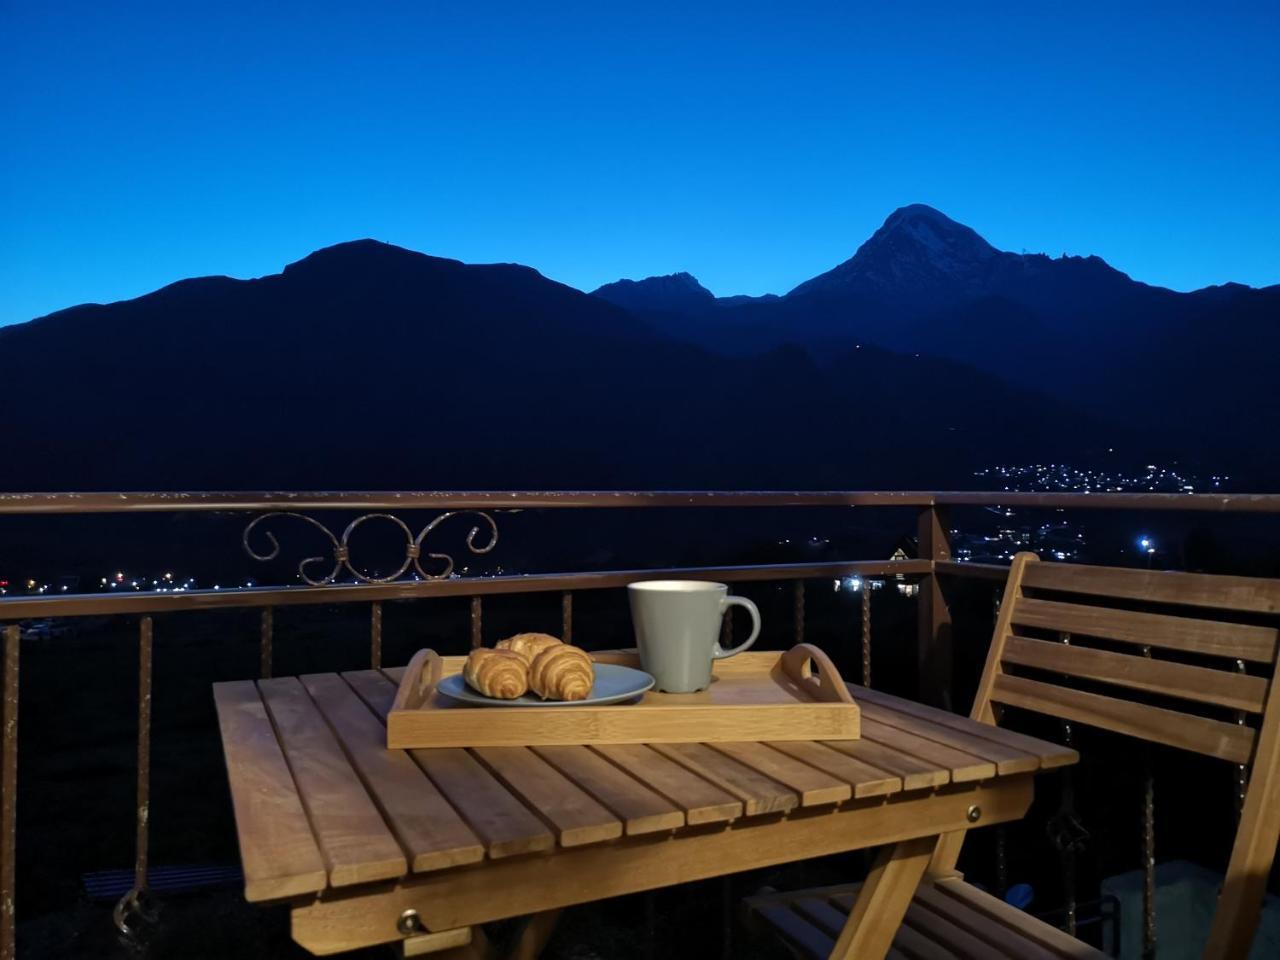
[435,662,655,707]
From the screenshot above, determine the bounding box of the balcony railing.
[2,489,1279,959]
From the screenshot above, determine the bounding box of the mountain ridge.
[0,233,1121,491]
[595,204,1274,303]
[7,208,1276,487]
[584,204,1280,481]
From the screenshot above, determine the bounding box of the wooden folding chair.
[746,553,1280,959]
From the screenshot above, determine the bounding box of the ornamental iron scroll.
[242,510,499,585]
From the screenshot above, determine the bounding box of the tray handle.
[779,643,855,704]
[391,648,443,713]
[590,648,642,667]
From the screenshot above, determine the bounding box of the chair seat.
[744,876,1107,960]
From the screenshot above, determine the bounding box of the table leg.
[829,835,935,960]
[424,909,560,960]
[507,909,563,959]
[406,926,483,957]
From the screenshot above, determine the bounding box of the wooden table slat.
[856,700,1040,775]
[411,747,558,858]
[859,718,996,782]
[821,737,951,791]
[212,681,328,901]
[257,678,407,886]
[472,747,624,846]
[299,673,485,872]
[651,742,798,815]
[532,745,685,835]
[849,684,1079,770]
[766,740,901,798]
[342,669,399,720]
[708,741,851,806]
[591,744,743,824]
[343,669,557,858]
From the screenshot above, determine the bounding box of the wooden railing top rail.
[3,489,1280,514]
[0,491,934,513]
[0,559,928,620]
[935,561,1010,581]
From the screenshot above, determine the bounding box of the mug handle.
[712,595,761,659]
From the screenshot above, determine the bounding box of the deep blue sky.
[3,1,1278,325]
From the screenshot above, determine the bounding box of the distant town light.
[1138,535,1155,554]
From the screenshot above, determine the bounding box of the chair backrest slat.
[1010,597,1279,663]
[990,673,1257,763]
[1001,635,1270,713]
[1020,561,1280,615]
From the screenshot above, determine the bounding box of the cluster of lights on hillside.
[1,564,482,599]
[973,462,1223,494]
[0,570,262,597]
[944,461,1207,565]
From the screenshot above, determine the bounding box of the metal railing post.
[1141,644,1157,960]
[259,607,273,679]
[1,625,19,960]
[793,581,805,645]
[916,505,953,709]
[114,616,155,940]
[861,583,872,688]
[470,597,483,648]
[370,602,382,670]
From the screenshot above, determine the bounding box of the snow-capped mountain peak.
[789,204,1000,298]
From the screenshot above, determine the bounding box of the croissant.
[529,643,594,701]
[496,632,563,665]
[463,648,529,700]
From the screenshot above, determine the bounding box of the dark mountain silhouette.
[593,272,716,315]
[591,273,780,325]
[595,205,1280,481]
[2,239,1115,491]
[790,203,1004,307]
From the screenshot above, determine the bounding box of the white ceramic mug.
[627,580,762,693]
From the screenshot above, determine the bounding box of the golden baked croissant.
[529,643,594,701]
[496,632,563,665]
[463,648,529,699]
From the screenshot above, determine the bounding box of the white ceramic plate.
[435,663,655,707]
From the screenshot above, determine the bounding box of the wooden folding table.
[214,662,1075,958]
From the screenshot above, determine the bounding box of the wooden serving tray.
[386,643,860,749]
